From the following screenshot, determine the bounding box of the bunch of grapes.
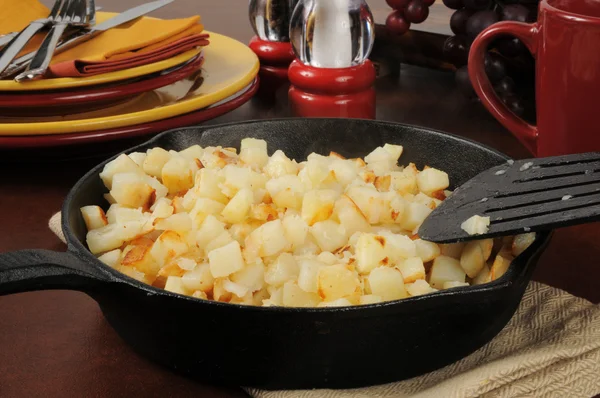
[385,0,436,36]
[442,0,538,117]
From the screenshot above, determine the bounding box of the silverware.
[0,6,102,49]
[0,0,67,74]
[1,0,175,80]
[16,0,90,82]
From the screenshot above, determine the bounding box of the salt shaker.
[249,0,299,95]
[288,0,376,118]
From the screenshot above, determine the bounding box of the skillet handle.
[0,249,110,296]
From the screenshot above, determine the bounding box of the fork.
[16,0,90,82]
[0,0,66,74]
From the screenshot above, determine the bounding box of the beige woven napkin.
[49,212,600,398]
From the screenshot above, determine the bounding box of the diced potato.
[195,168,228,204]
[282,281,321,307]
[460,239,493,278]
[194,215,225,250]
[400,202,432,231]
[368,266,407,301]
[105,205,144,225]
[292,235,321,257]
[250,219,290,258]
[143,148,171,178]
[80,205,108,230]
[97,249,121,268]
[346,186,384,224]
[440,242,466,259]
[359,295,383,305]
[317,252,338,265]
[265,253,299,287]
[333,195,371,235]
[414,239,441,262]
[282,212,309,248]
[164,276,188,295]
[181,263,214,292]
[301,189,337,226]
[222,280,250,298]
[128,152,147,167]
[192,290,209,300]
[150,230,189,268]
[110,173,155,209]
[406,279,437,296]
[416,168,450,195]
[162,157,194,195]
[189,198,226,228]
[122,237,160,276]
[100,154,143,189]
[208,240,245,278]
[429,256,466,289]
[204,231,235,253]
[329,158,359,186]
[379,194,405,224]
[461,215,491,236]
[383,233,417,263]
[264,150,299,177]
[221,188,254,224]
[355,233,388,274]
[490,250,514,281]
[240,138,269,168]
[389,171,418,194]
[175,257,197,271]
[512,233,536,257]
[365,147,396,173]
[154,213,192,233]
[178,145,204,163]
[231,261,265,292]
[472,264,491,285]
[383,144,403,161]
[310,220,348,252]
[297,258,324,293]
[229,222,255,245]
[443,281,470,289]
[318,264,360,301]
[157,262,186,279]
[151,198,174,219]
[86,221,146,255]
[397,257,426,283]
[250,203,279,222]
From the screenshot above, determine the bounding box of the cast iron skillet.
[0,119,551,390]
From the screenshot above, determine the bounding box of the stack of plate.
[0,31,259,151]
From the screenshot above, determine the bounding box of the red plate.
[0,78,258,150]
[0,54,204,111]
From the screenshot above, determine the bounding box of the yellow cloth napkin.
[0,0,204,67]
[48,212,600,398]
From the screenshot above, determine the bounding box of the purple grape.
[405,0,429,23]
[456,66,477,98]
[443,0,464,10]
[463,0,492,11]
[386,11,411,35]
[450,8,473,35]
[494,76,515,93]
[496,37,526,57]
[386,0,411,9]
[501,94,526,116]
[501,4,529,22]
[443,35,469,66]
[466,10,499,41]
[484,53,506,82]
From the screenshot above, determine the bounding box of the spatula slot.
[496,173,600,198]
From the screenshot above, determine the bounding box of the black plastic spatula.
[418,152,600,243]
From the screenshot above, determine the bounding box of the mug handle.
[0,249,111,296]
[468,21,539,156]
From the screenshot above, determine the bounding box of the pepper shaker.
[288,0,376,119]
[249,0,299,96]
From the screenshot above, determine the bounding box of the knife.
[1,0,174,79]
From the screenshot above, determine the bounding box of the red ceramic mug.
[469,0,600,157]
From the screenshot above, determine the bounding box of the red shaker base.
[249,36,295,98]
[288,60,377,119]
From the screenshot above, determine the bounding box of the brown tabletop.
[2,1,599,397]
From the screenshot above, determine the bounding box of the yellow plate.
[0,49,200,92]
[0,32,259,136]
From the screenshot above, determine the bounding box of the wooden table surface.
[2,1,599,397]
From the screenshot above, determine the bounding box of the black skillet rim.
[62,118,552,313]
